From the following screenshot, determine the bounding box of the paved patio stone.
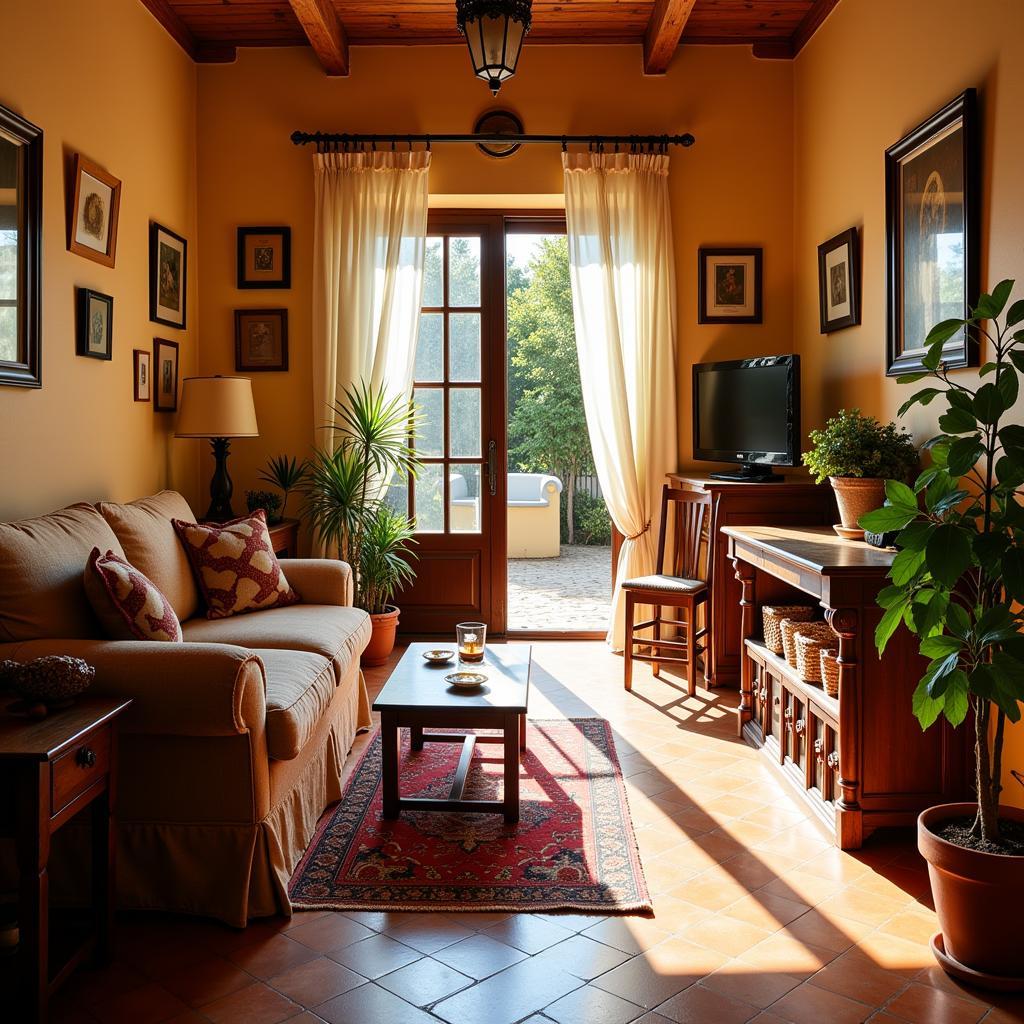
[508,544,612,631]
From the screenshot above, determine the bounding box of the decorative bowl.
[422,649,455,664]
[445,671,487,690]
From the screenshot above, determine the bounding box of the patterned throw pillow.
[172,510,300,620]
[83,548,183,642]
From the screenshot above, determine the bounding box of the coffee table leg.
[381,711,400,819]
[504,712,520,824]
[410,724,424,751]
[519,713,527,752]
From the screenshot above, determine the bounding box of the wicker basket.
[795,624,837,683]
[781,617,820,667]
[761,605,815,655]
[820,649,841,697]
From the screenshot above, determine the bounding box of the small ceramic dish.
[445,671,487,690]
[422,649,455,664]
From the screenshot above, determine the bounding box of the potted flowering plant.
[859,279,1024,988]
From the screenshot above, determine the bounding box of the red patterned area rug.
[289,718,652,914]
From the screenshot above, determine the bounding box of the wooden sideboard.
[724,525,969,849]
[668,474,834,687]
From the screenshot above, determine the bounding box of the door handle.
[487,440,498,497]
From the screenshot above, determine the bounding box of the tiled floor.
[508,545,612,631]
[51,642,1023,1024]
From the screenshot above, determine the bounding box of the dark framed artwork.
[698,248,763,324]
[133,348,151,402]
[0,103,43,388]
[75,287,113,360]
[68,154,121,268]
[817,227,860,333]
[237,226,291,289]
[150,222,187,329]
[235,308,288,371]
[153,337,179,412]
[885,88,978,376]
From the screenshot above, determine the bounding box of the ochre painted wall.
[0,0,199,520]
[194,43,795,500]
[794,0,1024,806]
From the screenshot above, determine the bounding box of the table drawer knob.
[76,747,97,769]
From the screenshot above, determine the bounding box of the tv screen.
[692,356,800,478]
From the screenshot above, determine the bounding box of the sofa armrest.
[0,639,266,737]
[282,558,354,607]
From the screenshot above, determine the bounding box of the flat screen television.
[692,355,800,482]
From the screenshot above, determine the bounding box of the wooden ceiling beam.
[139,0,237,64]
[288,0,350,76]
[643,0,698,75]
[791,0,840,56]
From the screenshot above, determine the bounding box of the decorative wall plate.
[474,109,523,158]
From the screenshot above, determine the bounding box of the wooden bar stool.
[622,486,716,695]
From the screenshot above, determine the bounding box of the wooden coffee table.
[372,643,531,824]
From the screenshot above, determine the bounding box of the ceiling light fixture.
[455,0,533,96]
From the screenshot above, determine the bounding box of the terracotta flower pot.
[361,605,400,667]
[829,476,886,540]
[918,802,1024,988]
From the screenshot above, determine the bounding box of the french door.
[392,214,508,635]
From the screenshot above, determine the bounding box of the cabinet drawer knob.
[76,747,96,769]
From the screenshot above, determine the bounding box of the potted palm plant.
[258,454,308,521]
[859,279,1024,989]
[304,382,420,666]
[803,408,918,539]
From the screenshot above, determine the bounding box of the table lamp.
[175,375,259,521]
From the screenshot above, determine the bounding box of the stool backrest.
[655,486,717,590]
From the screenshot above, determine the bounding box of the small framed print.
[133,348,151,402]
[237,227,291,289]
[68,155,121,268]
[235,308,288,372]
[150,222,187,329]
[698,248,763,324]
[817,227,860,333]
[75,287,113,360]
[154,338,179,412]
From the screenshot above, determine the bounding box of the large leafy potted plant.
[304,382,420,666]
[859,280,1024,988]
[803,408,918,539]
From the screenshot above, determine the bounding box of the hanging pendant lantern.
[455,0,533,95]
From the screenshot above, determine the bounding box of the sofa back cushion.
[0,503,125,642]
[84,548,183,642]
[98,491,200,622]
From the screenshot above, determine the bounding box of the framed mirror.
[0,103,42,388]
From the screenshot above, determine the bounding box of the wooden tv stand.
[724,525,969,849]
[668,474,835,687]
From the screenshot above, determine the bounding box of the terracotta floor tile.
[227,933,320,980]
[483,914,575,954]
[268,956,365,1007]
[285,912,376,953]
[737,933,836,981]
[328,932,420,978]
[699,962,803,1009]
[839,933,934,977]
[807,956,908,1006]
[761,868,847,907]
[581,915,672,955]
[533,933,633,980]
[314,981,438,1024]
[884,982,987,1024]
[544,983,646,1024]
[376,955,473,1006]
[538,911,611,933]
[768,981,875,1024]
[721,892,810,931]
[876,910,938,945]
[816,888,914,928]
[386,914,476,954]
[979,998,1024,1024]
[200,981,301,1024]
[92,981,189,1024]
[680,915,774,957]
[653,983,759,1023]
[159,956,253,1009]
[782,909,874,954]
[433,932,529,979]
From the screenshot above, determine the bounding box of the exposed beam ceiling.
[644,0,698,75]
[288,0,349,76]
[753,0,840,59]
[138,0,235,64]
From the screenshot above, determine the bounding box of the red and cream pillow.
[172,510,300,620]
[84,548,183,642]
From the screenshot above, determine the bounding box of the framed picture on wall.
[68,154,121,268]
[817,227,860,333]
[698,248,763,324]
[150,222,188,329]
[133,348,151,402]
[153,338,179,412]
[885,88,979,376]
[75,287,113,360]
[237,227,291,289]
[235,308,288,371]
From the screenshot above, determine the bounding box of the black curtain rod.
[290,130,695,151]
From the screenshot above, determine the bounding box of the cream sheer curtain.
[562,152,679,651]
[312,149,431,431]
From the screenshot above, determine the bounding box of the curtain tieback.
[626,520,651,541]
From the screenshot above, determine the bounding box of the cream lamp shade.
[175,375,259,438]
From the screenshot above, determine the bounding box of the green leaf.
[974,383,1007,425]
[926,318,966,345]
[897,372,930,384]
[932,489,969,515]
[875,596,910,654]
[946,602,972,639]
[1010,350,1024,374]
[1000,423,1024,454]
[913,467,941,493]
[911,590,949,638]
[890,546,927,586]
[926,524,973,586]
[924,652,960,697]
[912,677,944,729]
[859,504,918,533]
[938,407,978,434]
[898,388,943,417]
[947,389,975,411]
[973,531,1007,573]
[998,366,1020,407]
[896,520,934,551]
[991,653,1024,721]
[943,671,970,726]
[975,280,1013,319]
[920,634,964,659]
[947,436,985,477]
[1002,547,1024,601]
[980,362,998,377]
[1007,298,1024,326]
[996,456,1024,490]
[884,479,918,511]
[877,584,909,609]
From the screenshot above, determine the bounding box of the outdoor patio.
[508,544,612,632]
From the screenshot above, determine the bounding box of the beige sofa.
[0,491,371,927]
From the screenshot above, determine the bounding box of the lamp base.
[205,437,236,522]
